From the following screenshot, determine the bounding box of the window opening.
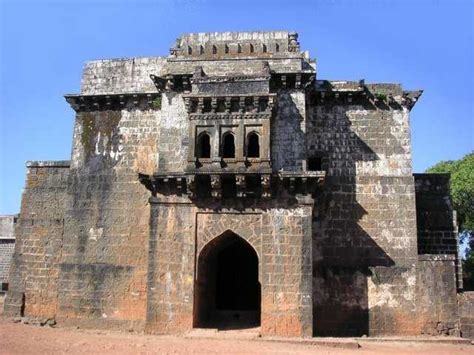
[247,132,260,158]
[197,133,211,158]
[222,133,235,158]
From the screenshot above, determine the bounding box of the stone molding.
[64,92,161,112]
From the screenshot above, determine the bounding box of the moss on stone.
[375,93,387,101]
[152,96,162,110]
[79,111,122,159]
[80,113,95,158]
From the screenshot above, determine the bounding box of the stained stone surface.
[4,31,467,338]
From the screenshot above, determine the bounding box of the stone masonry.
[4,31,469,338]
[0,215,17,291]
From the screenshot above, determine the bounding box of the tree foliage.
[426,152,474,289]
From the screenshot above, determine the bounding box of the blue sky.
[0,0,473,214]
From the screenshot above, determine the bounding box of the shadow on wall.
[309,99,398,336]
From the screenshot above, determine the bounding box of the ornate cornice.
[183,94,276,115]
[311,80,423,110]
[188,112,272,120]
[191,74,271,84]
[64,92,161,112]
[138,171,325,200]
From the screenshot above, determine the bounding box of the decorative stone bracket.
[310,80,423,110]
[138,171,325,200]
[64,92,161,112]
[183,94,276,116]
[150,74,192,93]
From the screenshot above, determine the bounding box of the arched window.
[247,132,260,158]
[199,45,204,55]
[212,45,217,54]
[225,44,229,54]
[249,43,254,53]
[275,43,280,52]
[262,44,267,53]
[237,44,242,54]
[196,132,211,158]
[222,132,235,158]
[188,46,192,55]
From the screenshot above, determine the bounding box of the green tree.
[426,152,474,289]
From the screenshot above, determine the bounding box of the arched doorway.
[194,230,261,329]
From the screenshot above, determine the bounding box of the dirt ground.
[0,318,472,354]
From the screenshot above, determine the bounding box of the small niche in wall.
[307,157,322,171]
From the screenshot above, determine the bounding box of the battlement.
[170,31,301,59]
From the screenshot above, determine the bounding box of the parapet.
[169,31,302,59]
[414,173,451,195]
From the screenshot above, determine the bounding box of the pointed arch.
[221,131,235,158]
[247,131,260,158]
[199,229,259,263]
[196,131,211,158]
[195,229,261,328]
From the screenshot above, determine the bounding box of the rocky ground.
[0,317,472,354]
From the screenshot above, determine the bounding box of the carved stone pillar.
[197,97,204,114]
[261,175,271,198]
[225,96,231,113]
[236,175,246,198]
[210,175,221,198]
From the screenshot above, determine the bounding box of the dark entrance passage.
[194,230,261,329]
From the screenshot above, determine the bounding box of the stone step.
[185,327,261,340]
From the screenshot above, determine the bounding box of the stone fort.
[4,31,473,338]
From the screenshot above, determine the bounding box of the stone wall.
[413,173,462,335]
[145,198,314,337]
[458,292,474,338]
[414,174,458,256]
[0,215,16,239]
[57,106,160,330]
[4,161,70,318]
[308,95,419,336]
[0,215,16,285]
[271,90,306,171]
[80,57,166,95]
[417,255,460,336]
[6,32,462,338]
[414,173,462,286]
[0,240,15,285]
